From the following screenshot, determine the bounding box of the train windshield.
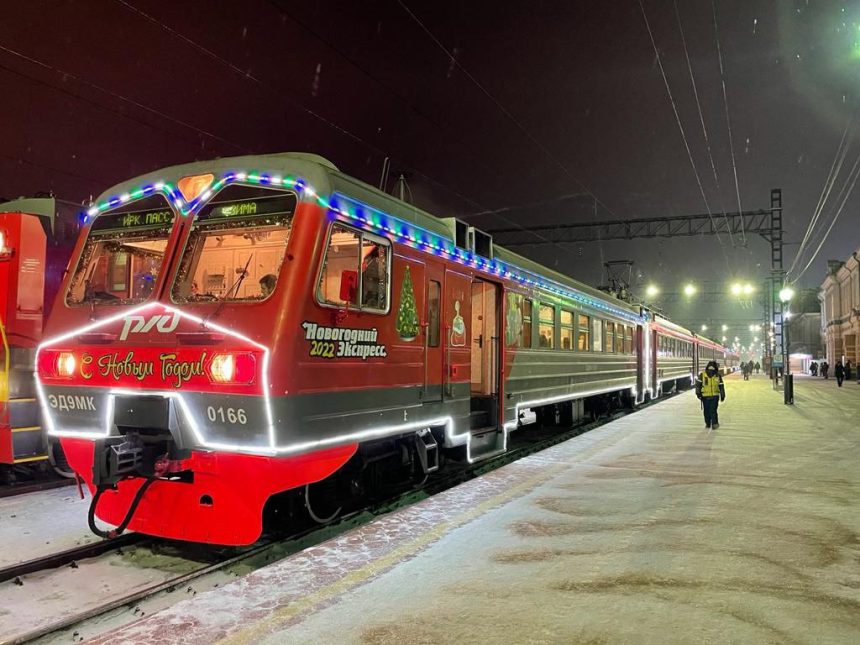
[171,186,296,303]
[66,196,175,305]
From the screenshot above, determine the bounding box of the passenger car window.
[428,280,441,347]
[604,322,615,353]
[539,304,555,349]
[318,223,390,313]
[560,310,574,350]
[577,314,590,351]
[521,299,532,348]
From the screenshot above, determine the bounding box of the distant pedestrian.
[810,361,818,377]
[696,360,726,430]
[741,363,750,381]
[754,361,761,374]
[845,360,853,382]
[835,360,845,387]
[822,361,829,379]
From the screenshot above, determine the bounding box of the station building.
[819,250,860,366]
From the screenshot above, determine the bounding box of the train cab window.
[428,280,441,347]
[172,186,296,303]
[521,299,532,348]
[560,311,574,350]
[538,304,555,349]
[604,321,615,353]
[592,318,603,352]
[578,315,590,351]
[67,194,175,306]
[317,223,390,312]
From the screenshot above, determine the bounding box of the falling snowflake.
[311,63,322,97]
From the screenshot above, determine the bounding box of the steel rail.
[6,388,687,644]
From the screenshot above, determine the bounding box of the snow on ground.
[87,374,860,644]
[0,484,95,568]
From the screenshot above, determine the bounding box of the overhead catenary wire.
[711,0,746,246]
[787,118,852,276]
[673,0,734,248]
[114,0,494,216]
[637,0,731,272]
[395,0,618,220]
[789,150,860,284]
[114,1,588,258]
[0,44,245,153]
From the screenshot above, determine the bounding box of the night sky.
[2,1,858,347]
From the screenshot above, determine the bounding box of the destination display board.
[196,194,296,223]
[92,207,175,232]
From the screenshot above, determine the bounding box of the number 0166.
[206,406,248,425]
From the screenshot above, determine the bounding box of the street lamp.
[683,283,697,297]
[700,324,708,332]
[730,283,742,296]
[721,324,729,332]
[645,284,660,298]
[778,284,795,403]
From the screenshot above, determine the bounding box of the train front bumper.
[62,438,356,545]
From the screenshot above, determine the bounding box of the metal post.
[784,313,793,404]
[770,189,785,386]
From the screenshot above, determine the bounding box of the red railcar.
[37,154,732,545]
[1,198,77,474]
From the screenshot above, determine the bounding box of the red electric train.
[1,198,78,479]
[36,153,737,545]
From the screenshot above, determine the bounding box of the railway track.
[0,479,74,500]
[0,533,143,586]
[4,390,684,644]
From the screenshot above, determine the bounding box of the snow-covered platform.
[92,374,860,644]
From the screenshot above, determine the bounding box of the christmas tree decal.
[396,266,420,341]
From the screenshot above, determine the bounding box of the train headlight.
[208,352,256,385]
[57,352,77,378]
[38,350,77,379]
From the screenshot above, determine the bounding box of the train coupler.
[414,428,439,474]
[92,436,144,487]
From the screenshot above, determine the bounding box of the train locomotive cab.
[38,153,671,546]
[37,157,365,544]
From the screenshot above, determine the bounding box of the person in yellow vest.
[695,360,726,429]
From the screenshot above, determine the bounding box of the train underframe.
[65,376,693,545]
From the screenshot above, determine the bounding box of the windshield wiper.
[203,253,254,326]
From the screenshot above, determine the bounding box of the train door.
[423,264,444,403]
[470,279,500,428]
[650,328,659,397]
[636,324,644,400]
[444,269,471,401]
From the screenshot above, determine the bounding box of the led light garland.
[324,194,643,324]
[81,171,643,325]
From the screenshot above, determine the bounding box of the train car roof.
[94,152,641,317]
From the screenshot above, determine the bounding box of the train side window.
[578,314,590,351]
[604,321,615,353]
[428,280,441,347]
[538,304,555,349]
[317,224,390,313]
[521,298,532,348]
[623,326,633,354]
[560,310,574,350]
[592,318,603,352]
[615,325,624,353]
[360,235,389,310]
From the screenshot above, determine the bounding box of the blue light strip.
[80,171,643,324]
[327,194,643,324]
